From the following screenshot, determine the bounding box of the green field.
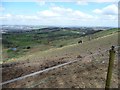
[2,28,98,60]
[2,28,119,88]
[2,28,119,63]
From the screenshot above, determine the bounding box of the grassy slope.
[2,29,83,60]
[2,28,118,61]
[3,30,119,88]
[31,51,118,88]
[26,31,119,88]
[4,29,118,63]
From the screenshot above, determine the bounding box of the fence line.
[1,45,119,86]
[105,46,116,89]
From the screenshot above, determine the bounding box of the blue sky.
[0,0,118,27]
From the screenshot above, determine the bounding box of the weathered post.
[105,46,116,90]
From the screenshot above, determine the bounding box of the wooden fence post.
[105,46,116,90]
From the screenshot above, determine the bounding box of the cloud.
[77,1,88,5]
[36,0,46,6]
[78,0,119,3]
[1,0,119,2]
[0,14,12,19]
[37,6,93,20]
[0,6,94,25]
[76,0,118,6]
[93,4,118,22]
[0,5,5,12]
[38,10,61,17]
[0,14,40,22]
[93,4,118,15]
[90,0,119,3]
[0,5,117,26]
[15,15,39,20]
[93,9,102,14]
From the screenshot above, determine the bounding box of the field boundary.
[1,45,119,86]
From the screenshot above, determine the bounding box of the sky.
[0,0,119,27]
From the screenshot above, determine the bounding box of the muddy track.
[2,58,67,82]
[1,58,81,86]
[1,49,108,85]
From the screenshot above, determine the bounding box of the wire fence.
[1,45,119,87]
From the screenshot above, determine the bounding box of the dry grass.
[2,32,119,88]
[3,51,118,88]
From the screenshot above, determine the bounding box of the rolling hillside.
[2,29,119,88]
[3,28,119,63]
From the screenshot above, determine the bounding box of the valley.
[1,27,119,88]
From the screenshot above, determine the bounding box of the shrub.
[59,45,63,47]
[78,40,82,44]
[26,46,31,49]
